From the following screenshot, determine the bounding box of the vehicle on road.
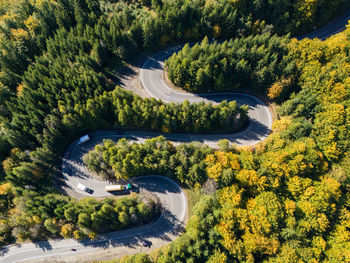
[71,248,77,251]
[77,183,93,194]
[105,184,132,192]
[141,240,152,248]
[64,151,70,159]
[77,134,90,145]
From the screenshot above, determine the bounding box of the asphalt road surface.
[298,9,350,40]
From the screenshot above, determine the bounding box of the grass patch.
[184,188,202,219]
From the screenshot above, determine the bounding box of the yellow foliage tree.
[205,151,240,181]
[60,223,74,238]
[24,15,39,35]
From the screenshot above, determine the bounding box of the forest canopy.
[0,191,156,244]
[165,35,296,99]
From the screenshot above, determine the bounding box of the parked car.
[77,134,90,145]
[77,183,93,194]
[77,183,87,191]
[141,240,152,248]
[86,188,94,194]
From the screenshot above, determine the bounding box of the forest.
[166,35,295,99]
[0,0,349,262]
[0,190,155,244]
[98,14,350,263]
[83,137,213,187]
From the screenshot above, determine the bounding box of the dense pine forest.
[166,35,295,98]
[0,0,349,262]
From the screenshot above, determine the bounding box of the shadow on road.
[78,206,184,250]
[145,57,163,70]
[35,241,53,251]
[0,247,9,256]
[133,176,181,194]
[235,118,271,142]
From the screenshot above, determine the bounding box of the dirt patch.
[112,54,150,99]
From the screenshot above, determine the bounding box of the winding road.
[298,9,350,40]
[1,9,349,263]
[141,46,272,146]
[0,175,187,263]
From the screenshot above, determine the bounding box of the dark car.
[86,188,94,194]
[64,151,71,159]
[71,248,77,251]
[141,240,152,248]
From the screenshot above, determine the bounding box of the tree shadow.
[34,240,53,251]
[132,176,182,194]
[234,118,271,142]
[0,247,9,256]
[78,206,184,250]
[113,66,138,87]
[143,57,163,70]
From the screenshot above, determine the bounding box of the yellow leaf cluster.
[61,223,73,238]
[24,15,39,34]
[293,0,317,24]
[284,199,296,215]
[10,28,29,41]
[73,229,85,240]
[236,169,267,191]
[268,76,293,100]
[287,176,312,198]
[16,83,24,97]
[205,151,240,181]
[268,81,283,100]
[243,231,280,256]
[0,183,12,195]
[213,25,221,38]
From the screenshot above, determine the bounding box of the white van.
[78,134,90,145]
[77,183,88,192]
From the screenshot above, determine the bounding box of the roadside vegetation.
[0,191,156,244]
[0,0,349,262]
[84,137,213,187]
